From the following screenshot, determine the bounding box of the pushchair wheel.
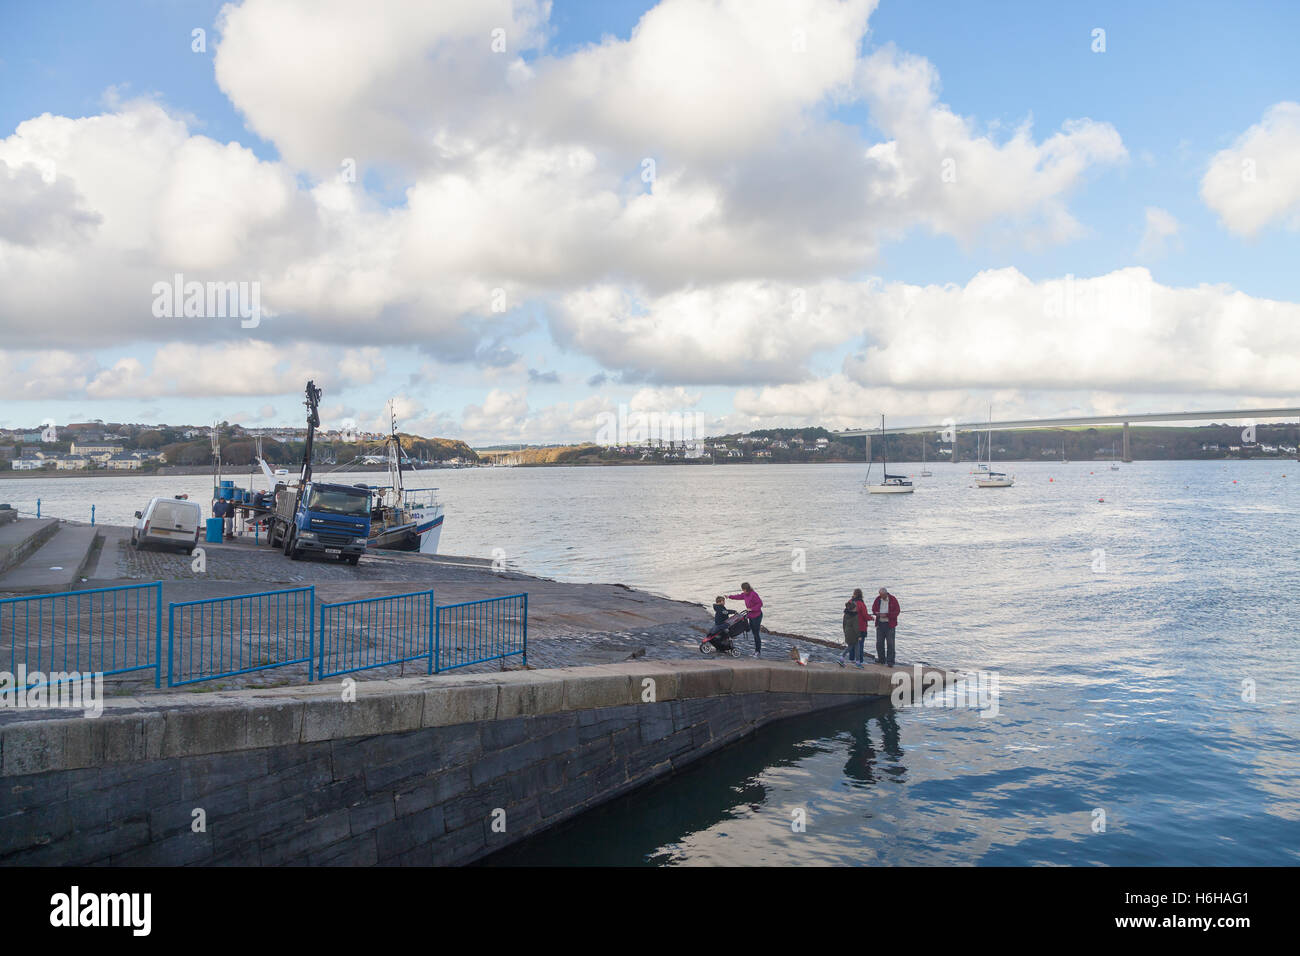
[728,647,741,657]
[700,641,713,654]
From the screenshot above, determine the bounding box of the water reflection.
[485,700,901,867]
[843,709,903,788]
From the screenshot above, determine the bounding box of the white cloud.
[841,267,1300,396]
[856,46,1127,244]
[0,342,387,400]
[0,350,97,400]
[1,0,1130,372]
[1136,206,1181,259]
[528,0,876,159]
[552,280,870,384]
[1202,102,1300,237]
[213,0,551,174]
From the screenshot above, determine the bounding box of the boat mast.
[881,414,887,477]
[987,405,993,468]
[387,399,405,505]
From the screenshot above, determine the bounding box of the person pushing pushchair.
[701,596,747,657]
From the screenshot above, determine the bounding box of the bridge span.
[835,407,1300,463]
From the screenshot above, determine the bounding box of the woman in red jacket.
[727,582,764,657]
[871,587,900,666]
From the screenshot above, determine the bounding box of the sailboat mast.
[881,414,887,471]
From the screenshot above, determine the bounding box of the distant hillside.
[160,434,478,467]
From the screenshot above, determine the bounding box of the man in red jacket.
[871,587,900,667]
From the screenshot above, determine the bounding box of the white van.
[132,497,203,554]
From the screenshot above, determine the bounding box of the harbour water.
[5,461,1298,865]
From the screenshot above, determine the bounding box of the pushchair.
[701,609,748,656]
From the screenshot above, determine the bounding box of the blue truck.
[268,479,371,564]
[265,379,372,565]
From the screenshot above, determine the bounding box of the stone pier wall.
[0,660,941,866]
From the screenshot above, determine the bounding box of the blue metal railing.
[0,582,163,688]
[14,500,98,526]
[318,589,434,680]
[434,593,527,673]
[167,586,314,686]
[0,582,528,689]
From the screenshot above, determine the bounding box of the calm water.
[5,461,1299,865]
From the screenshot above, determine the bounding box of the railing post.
[90,504,95,526]
[36,498,40,518]
[307,586,316,682]
[522,593,528,668]
[426,590,436,675]
[167,603,175,687]
[433,601,441,675]
[154,582,163,688]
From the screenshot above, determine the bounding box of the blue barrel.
[205,518,223,543]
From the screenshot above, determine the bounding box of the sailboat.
[919,435,933,477]
[1110,441,1120,470]
[867,415,914,494]
[974,408,1014,487]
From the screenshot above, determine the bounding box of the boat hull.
[975,478,1014,487]
[868,484,915,494]
[369,510,444,553]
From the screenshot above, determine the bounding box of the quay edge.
[0,658,948,866]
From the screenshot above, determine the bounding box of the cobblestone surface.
[3,525,848,700]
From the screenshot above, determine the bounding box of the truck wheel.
[282,527,295,557]
[346,554,360,566]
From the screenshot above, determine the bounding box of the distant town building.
[71,442,124,457]
[12,458,44,470]
[106,454,142,470]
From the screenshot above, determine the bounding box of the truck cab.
[270,481,371,564]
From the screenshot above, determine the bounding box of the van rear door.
[149,500,199,538]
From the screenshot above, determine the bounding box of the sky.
[1,0,1298,445]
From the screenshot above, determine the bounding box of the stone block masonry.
[0,659,946,866]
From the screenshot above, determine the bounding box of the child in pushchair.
[702,596,747,656]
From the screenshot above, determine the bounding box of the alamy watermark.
[151,273,261,328]
[0,667,104,718]
[890,665,1000,718]
[594,404,706,446]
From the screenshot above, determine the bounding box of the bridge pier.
[1122,421,1132,462]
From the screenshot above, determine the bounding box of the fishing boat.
[363,406,446,553]
[975,407,1014,487]
[867,415,914,494]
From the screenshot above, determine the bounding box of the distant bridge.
[835,407,1300,463]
